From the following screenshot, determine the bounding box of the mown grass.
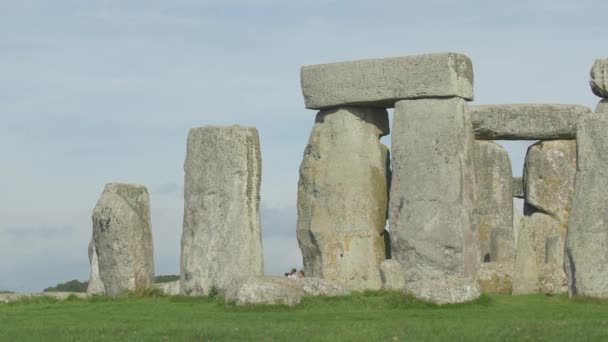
[1,291,607,341]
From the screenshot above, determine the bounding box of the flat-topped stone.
[301,53,474,109]
[590,58,608,98]
[470,104,592,140]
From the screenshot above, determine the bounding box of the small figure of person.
[287,268,298,279]
[298,270,305,278]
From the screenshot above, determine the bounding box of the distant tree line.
[43,275,180,293]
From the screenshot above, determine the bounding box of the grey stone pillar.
[92,183,155,297]
[180,126,263,296]
[297,107,390,291]
[389,97,480,304]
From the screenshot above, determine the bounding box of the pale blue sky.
[0,0,605,292]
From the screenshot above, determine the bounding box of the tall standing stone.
[522,140,575,294]
[297,107,389,290]
[181,126,263,296]
[86,239,105,294]
[92,183,154,297]
[390,98,480,303]
[474,141,514,263]
[565,111,608,297]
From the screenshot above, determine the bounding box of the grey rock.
[524,140,576,231]
[470,104,592,140]
[379,260,406,291]
[389,98,479,303]
[301,53,474,109]
[474,141,514,263]
[513,210,524,246]
[477,262,513,294]
[512,217,539,295]
[224,276,301,306]
[590,58,608,98]
[86,239,105,295]
[296,277,350,297]
[512,177,524,199]
[154,281,180,296]
[565,113,608,297]
[181,126,263,296]
[297,107,389,291]
[596,99,608,113]
[405,277,481,305]
[92,183,154,297]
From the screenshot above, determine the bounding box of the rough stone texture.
[296,277,350,297]
[590,58,608,98]
[405,277,481,305]
[301,53,474,109]
[596,99,608,113]
[86,239,105,295]
[181,126,263,296]
[297,107,389,291]
[513,210,523,246]
[469,104,592,140]
[154,281,180,296]
[512,177,524,199]
[524,140,576,234]
[224,276,301,306]
[565,113,608,297]
[490,229,515,264]
[539,264,568,294]
[379,260,406,291]
[474,141,514,263]
[512,218,539,295]
[390,98,479,303]
[0,292,90,304]
[92,183,154,298]
[477,262,513,295]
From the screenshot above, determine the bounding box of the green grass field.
[1,292,607,341]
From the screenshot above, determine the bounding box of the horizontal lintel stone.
[301,53,474,110]
[469,104,592,140]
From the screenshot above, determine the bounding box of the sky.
[0,0,606,292]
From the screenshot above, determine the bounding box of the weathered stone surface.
[596,99,608,113]
[379,260,406,291]
[590,58,608,98]
[512,218,539,295]
[512,177,524,199]
[513,210,523,246]
[474,141,514,263]
[296,277,350,297]
[297,107,389,291]
[470,104,592,140]
[224,276,301,306]
[477,262,513,295]
[0,292,90,304]
[565,113,608,297]
[524,140,576,233]
[390,98,479,303]
[405,277,481,305]
[86,239,105,295]
[93,183,154,297]
[539,263,568,294]
[181,126,263,296]
[154,281,180,296]
[301,53,474,109]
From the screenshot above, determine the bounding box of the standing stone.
[597,99,608,113]
[297,107,389,291]
[92,183,154,297]
[86,239,105,295]
[512,218,539,294]
[379,260,406,291]
[181,126,263,296]
[565,113,608,297]
[474,141,514,263]
[512,177,524,199]
[590,58,608,98]
[390,98,480,303]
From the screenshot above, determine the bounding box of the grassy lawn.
[1,292,607,341]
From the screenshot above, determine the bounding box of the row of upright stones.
[298,53,481,303]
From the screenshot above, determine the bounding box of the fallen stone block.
[296,277,350,297]
[224,276,301,306]
[405,277,481,305]
[301,53,474,109]
[153,281,180,296]
[470,104,591,140]
[477,262,513,295]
